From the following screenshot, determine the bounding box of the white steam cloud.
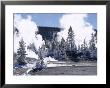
[14,14,44,59]
[57,14,95,46]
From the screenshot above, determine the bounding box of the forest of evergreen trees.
[15,26,97,67]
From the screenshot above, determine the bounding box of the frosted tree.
[17,38,27,65]
[60,38,66,50]
[78,45,81,52]
[81,39,89,60]
[89,33,97,60]
[51,35,61,60]
[89,33,96,50]
[94,30,97,44]
[34,44,47,71]
[66,26,78,61]
[42,44,48,58]
[81,39,88,52]
[66,26,77,51]
[27,43,38,54]
[59,38,67,60]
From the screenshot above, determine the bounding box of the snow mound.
[43,56,57,63]
[26,51,39,59]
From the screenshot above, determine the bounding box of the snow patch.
[43,56,57,63]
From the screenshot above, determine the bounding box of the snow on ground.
[47,63,72,67]
[26,51,39,59]
[21,62,37,75]
[47,61,97,67]
[43,56,58,66]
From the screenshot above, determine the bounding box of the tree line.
[16,26,97,66]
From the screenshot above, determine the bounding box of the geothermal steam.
[14,13,96,63]
[14,14,44,59]
[57,14,95,46]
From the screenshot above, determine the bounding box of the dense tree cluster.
[41,26,97,62]
[16,26,97,67]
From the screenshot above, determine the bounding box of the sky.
[14,13,97,52]
[15,13,97,29]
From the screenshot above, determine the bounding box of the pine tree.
[66,26,78,61]
[60,38,66,50]
[59,38,67,60]
[38,47,43,60]
[81,39,89,60]
[89,33,96,50]
[82,39,88,52]
[27,43,38,55]
[78,45,81,52]
[89,33,97,60]
[66,26,76,51]
[17,38,27,65]
[38,44,48,59]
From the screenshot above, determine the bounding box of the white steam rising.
[14,14,44,59]
[57,14,95,46]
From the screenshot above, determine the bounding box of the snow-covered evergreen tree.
[17,38,27,65]
[89,33,96,50]
[51,35,61,60]
[66,26,77,51]
[89,33,97,60]
[81,39,89,60]
[78,45,81,52]
[81,39,88,52]
[65,26,79,61]
[60,38,66,50]
[27,43,38,54]
[38,44,48,59]
[59,38,67,60]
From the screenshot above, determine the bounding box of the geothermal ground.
[13,60,97,75]
[29,66,97,75]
